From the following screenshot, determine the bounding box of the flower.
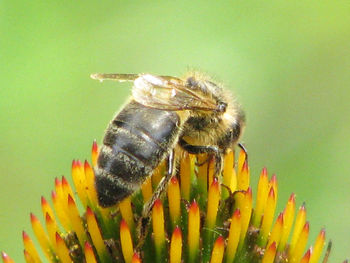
[1,142,333,263]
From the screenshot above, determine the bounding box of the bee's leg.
[144,149,175,213]
[136,149,176,248]
[179,139,223,176]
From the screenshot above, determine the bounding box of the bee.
[91,72,245,209]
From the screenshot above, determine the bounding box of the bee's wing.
[91,73,139,82]
[132,74,218,111]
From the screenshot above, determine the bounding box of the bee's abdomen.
[95,101,179,207]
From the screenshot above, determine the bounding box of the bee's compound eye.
[217,102,227,112]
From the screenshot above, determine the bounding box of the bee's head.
[184,72,245,149]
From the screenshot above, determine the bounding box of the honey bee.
[91,72,245,209]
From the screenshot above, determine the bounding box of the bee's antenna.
[90,73,139,82]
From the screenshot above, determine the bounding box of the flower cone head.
[2,142,337,263]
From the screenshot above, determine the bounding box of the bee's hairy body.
[92,72,245,208]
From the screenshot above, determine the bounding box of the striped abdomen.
[95,100,180,207]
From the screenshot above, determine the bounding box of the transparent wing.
[132,74,218,111]
[90,73,139,82]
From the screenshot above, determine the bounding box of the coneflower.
[1,142,335,263]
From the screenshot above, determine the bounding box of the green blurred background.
[1,1,349,261]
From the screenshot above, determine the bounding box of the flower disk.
[2,142,332,263]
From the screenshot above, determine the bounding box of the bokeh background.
[1,1,350,261]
